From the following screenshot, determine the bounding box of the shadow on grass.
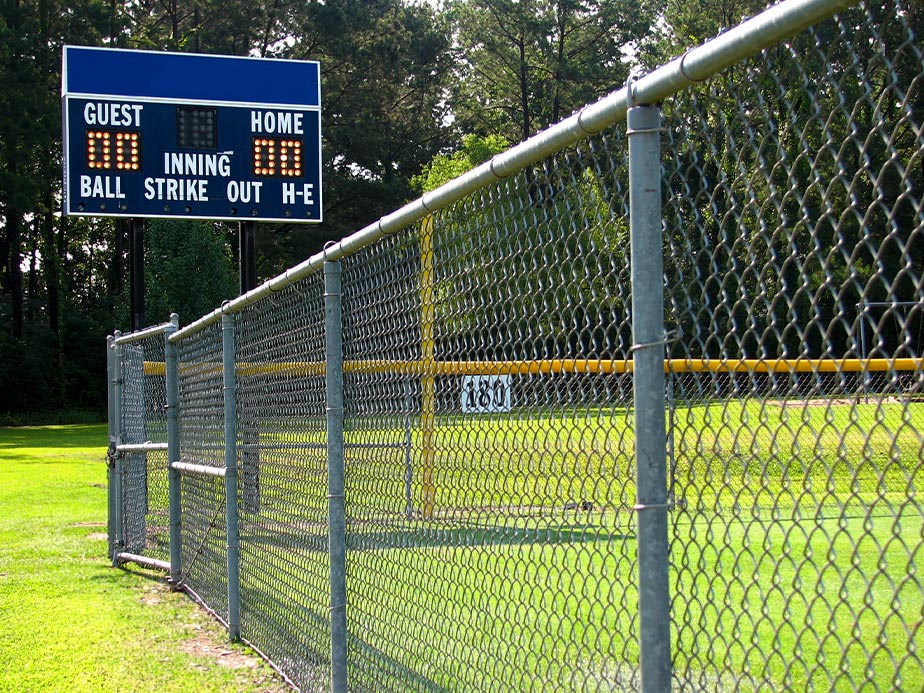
[0,424,107,450]
[349,521,634,551]
[244,520,633,554]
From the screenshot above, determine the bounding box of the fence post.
[325,258,348,693]
[222,312,242,641]
[106,335,117,562]
[165,313,182,585]
[628,102,672,692]
[111,331,124,567]
[419,215,436,520]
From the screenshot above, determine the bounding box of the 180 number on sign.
[460,375,512,413]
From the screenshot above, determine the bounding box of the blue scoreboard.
[62,46,322,223]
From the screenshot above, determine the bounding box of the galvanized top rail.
[114,314,179,345]
[171,0,858,343]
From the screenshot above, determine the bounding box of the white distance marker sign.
[460,374,512,414]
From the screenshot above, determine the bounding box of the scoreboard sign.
[62,46,322,223]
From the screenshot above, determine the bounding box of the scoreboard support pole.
[239,221,257,294]
[128,218,145,331]
[238,220,261,515]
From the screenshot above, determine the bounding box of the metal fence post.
[165,314,182,585]
[106,335,117,561]
[419,216,437,520]
[628,102,672,692]
[325,259,348,693]
[222,312,242,641]
[111,332,124,567]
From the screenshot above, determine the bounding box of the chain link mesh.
[661,3,923,690]
[234,280,331,693]
[117,333,169,561]
[338,135,640,690]
[176,321,230,620]
[115,2,922,690]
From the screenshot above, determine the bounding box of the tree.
[414,132,631,363]
[448,0,651,143]
[126,0,266,53]
[143,219,237,326]
[250,0,455,275]
[0,0,121,419]
[655,0,924,362]
[412,133,510,192]
[109,0,456,277]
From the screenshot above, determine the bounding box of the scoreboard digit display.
[62,46,322,223]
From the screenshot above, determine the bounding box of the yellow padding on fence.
[143,357,924,378]
[143,361,166,376]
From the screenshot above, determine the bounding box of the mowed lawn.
[228,398,923,691]
[0,425,287,693]
[3,397,919,692]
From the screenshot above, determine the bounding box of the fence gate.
[107,316,178,571]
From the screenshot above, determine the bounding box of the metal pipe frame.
[106,336,117,561]
[115,442,169,453]
[113,318,177,345]
[111,333,124,567]
[171,461,228,478]
[165,313,182,586]
[115,552,171,572]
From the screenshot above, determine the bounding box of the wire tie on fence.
[630,330,679,353]
[323,240,336,260]
[626,69,641,108]
[326,493,345,499]
[329,603,347,613]
[633,502,674,512]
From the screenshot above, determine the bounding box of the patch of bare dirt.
[180,636,261,670]
[133,582,293,690]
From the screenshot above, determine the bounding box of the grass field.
[61,393,924,691]
[212,397,923,691]
[0,424,287,693]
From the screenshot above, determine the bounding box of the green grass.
[20,397,919,691]
[336,513,923,691]
[234,399,923,690]
[0,424,287,693]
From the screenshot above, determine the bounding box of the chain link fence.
[108,0,922,690]
[661,5,923,689]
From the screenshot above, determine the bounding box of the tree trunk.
[27,225,37,323]
[7,212,23,338]
[43,189,60,344]
[518,37,530,142]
